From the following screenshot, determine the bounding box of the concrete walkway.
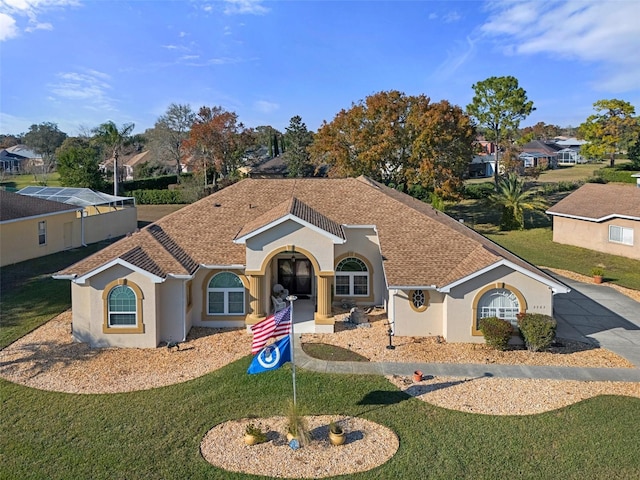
[294,274,640,382]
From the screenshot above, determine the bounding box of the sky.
[1,0,640,137]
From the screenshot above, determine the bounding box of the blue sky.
[2,0,639,137]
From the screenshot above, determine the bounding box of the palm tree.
[488,173,546,231]
[93,121,135,196]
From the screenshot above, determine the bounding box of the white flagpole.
[286,295,298,407]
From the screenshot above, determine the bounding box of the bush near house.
[589,165,639,184]
[478,316,513,351]
[464,181,495,199]
[131,189,189,204]
[517,313,557,352]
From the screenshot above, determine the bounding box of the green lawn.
[487,228,640,290]
[0,172,61,190]
[2,360,640,479]
[0,243,109,349]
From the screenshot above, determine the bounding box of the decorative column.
[314,273,335,325]
[246,274,266,325]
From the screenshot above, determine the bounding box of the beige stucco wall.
[71,264,159,348]
[553,216,640,260]
[158,277,188,344]
[83,207,138,244]
[391,265,554,343]
[392,289,444,337]
[0,211,82,266]
[445,265,554,343]
[245,219,335,272]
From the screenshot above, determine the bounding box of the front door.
[278,259,312,296]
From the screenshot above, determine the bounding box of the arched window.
[108,285,137,327]
[208,272,245,315]
[476,288,520,328]
[335,257,369,297]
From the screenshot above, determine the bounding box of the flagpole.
[286,295,298,407]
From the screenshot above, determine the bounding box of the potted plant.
[328,421,346,446]
[590,267,604,284]
[244,423,267,446]
[285,400,311,447]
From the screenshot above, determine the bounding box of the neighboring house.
[54,176,569,349]
[546,183,640,260]
[123,151,151,181]
[554,137,588,164]
[247,155,288,178]
[18,186,138,245]
[469,154,496,178]
[519,140,559,169]
[0,190,83,266]
[0,145,43,173]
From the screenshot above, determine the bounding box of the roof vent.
[214,203,221,207]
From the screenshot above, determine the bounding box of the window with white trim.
[609,225,634,246]
[208,272,245,315]
[38,220,46,245]
[335,257,369,296]
[107,285,137,327]
[477,288,520,328]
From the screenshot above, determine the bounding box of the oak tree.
[579,99,638,167]
[23,122,67,184]
[310,90,475,198]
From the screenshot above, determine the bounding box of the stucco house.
[0,190,83,266]
[55,177,569,348]
[547,183,640,260]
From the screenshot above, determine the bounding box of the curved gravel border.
[200,416,399,478]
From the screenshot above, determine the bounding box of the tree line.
[3,76,639,200]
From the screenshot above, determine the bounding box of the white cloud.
[0,12,18,40]
[443,11,461,23]
[254,100,279,114]
[48,69,116,111]
[481,0,640,92]
[223,0,268,16]
[0,0,80,41]
[428,12,437,20]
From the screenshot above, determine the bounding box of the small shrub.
[478,316,513,351]
[245,423,267,443]
[517,313,557,352]
[465,182,495,199]
[286,400,311,446]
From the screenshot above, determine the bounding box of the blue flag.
[247,335,291,374]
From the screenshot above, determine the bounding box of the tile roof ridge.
[120,245,166,278]
[146,224,199,274]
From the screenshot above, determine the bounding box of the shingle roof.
[0,189,80,222]
[547,183,640,221]
[59,177,556,288]
[235,197,344,241]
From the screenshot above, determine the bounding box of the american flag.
[250,306,292,354]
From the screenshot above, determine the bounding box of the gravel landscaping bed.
[1,308,638,417]
[200,416,398,478]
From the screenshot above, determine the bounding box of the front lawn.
[2,359,640,479]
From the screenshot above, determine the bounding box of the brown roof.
[547,183,640,221]
[0,190,79,222]
[59,177,557,288]
[235,197,344,241]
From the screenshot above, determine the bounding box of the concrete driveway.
[551,273,640,367]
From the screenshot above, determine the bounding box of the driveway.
[551,273,640,367]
